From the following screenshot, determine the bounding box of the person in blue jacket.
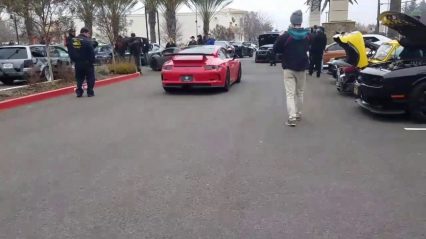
[69,27,96,97]
[206,34,216,45]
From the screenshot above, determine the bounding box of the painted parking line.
[404,128,426,131]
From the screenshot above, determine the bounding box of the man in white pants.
[273,10,311,127]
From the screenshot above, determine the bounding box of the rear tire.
[409,82,426,122]
[150,58,159,71]
[0,79,15,85]
[223,69,231,92]
[236,64,242,83]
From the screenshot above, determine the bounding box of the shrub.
[96,65,110,76]
[107,61,137,75]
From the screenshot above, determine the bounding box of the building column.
[309,0,322,27]
[329,0,349,22]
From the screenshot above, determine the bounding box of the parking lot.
[0,58,425,238]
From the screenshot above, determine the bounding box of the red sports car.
[161,45,242,92]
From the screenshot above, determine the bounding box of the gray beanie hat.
[290,10,303,26]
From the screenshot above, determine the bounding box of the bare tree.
[189,0,232,36]
[2,0,35,43]
[241,12,273,43]
[95,0,137,45]
[29,0,71,81]
[70,0,98,34]
[211,24,234,41]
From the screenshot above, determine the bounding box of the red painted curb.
[0,72,140,111]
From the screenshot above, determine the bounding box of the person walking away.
[273,10,311,127]
[128,33,143,73]
[188,36,197,46]
[269,48,277,66]
[309,28,327,78]
[166,39,177,48]
[69,27,96,97]
[197,35,203,45]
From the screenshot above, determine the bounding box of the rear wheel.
[150,58,159,71]
[0,78,15,85]
[236,64,242,83]
[409,82,426,122]
[223,68,231,92]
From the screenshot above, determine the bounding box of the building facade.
[75,8,247,46]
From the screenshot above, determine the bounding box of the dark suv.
[255,33,281,63]
[355,12,426,122]
[0,45,72,85]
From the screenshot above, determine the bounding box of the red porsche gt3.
[161,45,242,92]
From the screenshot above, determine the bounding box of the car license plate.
[2,63,13,69]
[181,75,193,82]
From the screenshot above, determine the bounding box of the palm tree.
[158,0,188,42]
[305,0,358,12]
[189,0,233,36]
[71,0,99,34]
[142,0,159,43]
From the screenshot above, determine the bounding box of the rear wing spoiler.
[164,53,214,57]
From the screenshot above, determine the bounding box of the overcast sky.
[133,0,384,30]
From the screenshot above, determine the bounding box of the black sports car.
[255,33,281,63]
[230,41,254,58]
[149,47,180,71]
[355,11,426,122]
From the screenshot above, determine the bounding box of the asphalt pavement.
[0,59,425,239]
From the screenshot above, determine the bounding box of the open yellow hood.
[333,31,368,68]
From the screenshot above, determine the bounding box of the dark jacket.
[69,34,95,65]
[197,38,203,45]
[166,42,177,48]
[310,31,327,55]
[188,40,197,46]
[128,36,142,55]
[65,34,75,50]
[273,28,311,71]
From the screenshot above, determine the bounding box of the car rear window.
[179,46,216,54]
[0,47,28,59]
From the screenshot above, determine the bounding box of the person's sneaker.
[87,93,95,97]
[76,94,83,98]
[295,115,302,121]
[285,119,297,127]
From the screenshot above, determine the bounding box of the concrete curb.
[0,72,141,111]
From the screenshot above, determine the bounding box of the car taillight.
[204,65,220,70]
[162,65,173,70]
[23,60,33,68]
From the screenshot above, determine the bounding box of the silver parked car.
[0,45,72,85]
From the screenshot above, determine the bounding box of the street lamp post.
[376,0,381,33]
